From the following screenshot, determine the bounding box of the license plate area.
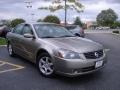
[95,60,103,68]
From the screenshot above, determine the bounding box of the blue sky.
[0,0,120,23]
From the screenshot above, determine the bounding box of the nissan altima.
[6,23,107,77]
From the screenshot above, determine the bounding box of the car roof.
[21,22,61,26]
[62,25,79,27]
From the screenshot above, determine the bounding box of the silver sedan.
[6,23,107,77]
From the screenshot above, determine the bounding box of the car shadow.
[8,53,105,85]
[52,70,104,84]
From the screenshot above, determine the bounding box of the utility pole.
[25,1,35,22]
[65,0,67,26]
[31,13,35,21]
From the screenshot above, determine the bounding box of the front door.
[11,24,24,55]
[20,24,37,61]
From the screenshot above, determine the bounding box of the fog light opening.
[74,70,78,74]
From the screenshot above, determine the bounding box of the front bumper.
[54,56,107,77]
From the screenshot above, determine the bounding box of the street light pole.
[25,1,35,22]
[65,0,67,26]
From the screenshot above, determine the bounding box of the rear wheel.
[37,53,54,77]
[75,33,81,37]
[7,43,15,56]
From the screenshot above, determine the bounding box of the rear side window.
[12,24,23,35]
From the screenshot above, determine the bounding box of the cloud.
[108,0,120,3]
[0,0,120,22]
[81,0,120,4]
[80,0,120,21]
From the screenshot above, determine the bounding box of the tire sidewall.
[37,53,54,77]
[7,43,14,56]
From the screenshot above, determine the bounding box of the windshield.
[34,24,75,38]
[66,25,81,31]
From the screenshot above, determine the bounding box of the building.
[86,21,98,29]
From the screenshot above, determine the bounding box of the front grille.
[75,66,95,73]
[84,50,103,59]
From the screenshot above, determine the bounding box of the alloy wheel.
[39,56,54,76]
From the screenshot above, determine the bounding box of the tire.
[37,53,54,77]
[7,43,15,57]
[75,33,81,37]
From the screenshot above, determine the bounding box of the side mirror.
[24,33,35,38]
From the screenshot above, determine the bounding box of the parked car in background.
[7,22,107,77]
[0,25,11,38]
[96,26,110,30]
[64,25,85,37]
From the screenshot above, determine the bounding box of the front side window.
[22,25,33,35]
[34,24,74,38]
[13,24,23,35]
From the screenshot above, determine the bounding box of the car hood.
[43,37,103,53]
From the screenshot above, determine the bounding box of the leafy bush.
[43,15,60,24]
[113,30,119,34]
[0,38,6,45]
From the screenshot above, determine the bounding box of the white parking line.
[0,60,25,74]
[0,62,5,66]
[0,67,24,74]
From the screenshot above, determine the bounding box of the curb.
[112,33,120,36]
[0,45,7,47]
[85,31,112,34]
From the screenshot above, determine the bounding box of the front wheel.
[7,43,15,57]
[37,53,54,77]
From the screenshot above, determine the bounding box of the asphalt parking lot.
[0,33,120,90]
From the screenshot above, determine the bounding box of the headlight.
[56,49,81,59]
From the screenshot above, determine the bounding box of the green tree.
[43,15,60,24]
[38,0,84,24]
[11,18,25,27]
[111,21,120,29]
[73,17,83,27]
[96,8,118,27]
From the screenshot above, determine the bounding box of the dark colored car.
[64,25,85,37]
[0,26,11,38]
